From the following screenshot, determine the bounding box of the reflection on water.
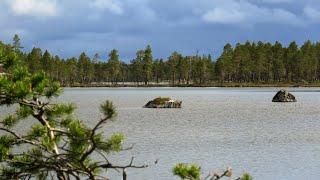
[3,87,320,179]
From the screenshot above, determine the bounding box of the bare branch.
[98,157,149,170]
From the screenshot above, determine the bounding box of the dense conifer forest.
[2,35,320,86]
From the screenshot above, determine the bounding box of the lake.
[4,87,320,179]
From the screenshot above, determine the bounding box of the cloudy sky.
[1,0,320,61]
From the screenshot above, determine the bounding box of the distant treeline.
[2,35,320,86]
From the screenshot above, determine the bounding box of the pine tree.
[216,44,234,82]
[271,42,285,82]
[131,50,144,84]
[107,49,121,84]
[12,34,23,52]
[27,47,42,73]
[78,52,94,84]
[168,52,181,85]
[301,41,317,81]
[142,45,153,85]
[285,41,299,81]
[41,50,52,74]
[0,52,147,179]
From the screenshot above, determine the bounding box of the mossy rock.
[144,97,182,108]
[152,97,171,105]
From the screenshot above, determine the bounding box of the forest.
[0,36,252,179]
[2,34,320,86]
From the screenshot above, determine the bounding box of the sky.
[0,0,320,61]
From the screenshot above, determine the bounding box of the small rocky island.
[144,97,182,108]
[272,89,297,102]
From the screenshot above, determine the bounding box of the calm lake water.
[2,87,320,179]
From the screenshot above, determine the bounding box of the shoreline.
[62,82,320,88]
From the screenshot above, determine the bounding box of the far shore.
[62,82,320,88]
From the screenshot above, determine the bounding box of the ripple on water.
[2,87,320,179]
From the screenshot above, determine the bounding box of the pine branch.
[0,127,52,154]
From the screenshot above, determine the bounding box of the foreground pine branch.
[0,51,147,179]
[173,163,252,180]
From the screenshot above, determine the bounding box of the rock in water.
[272,89,296,102]
[144,97,182,108]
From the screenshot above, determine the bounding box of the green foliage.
[30,71,48,93]
[108,49,121,84]
[241,173,253,180]
[60,116,74,127]
[142,45,153,84]
[0,135,15,160]
[3,115,19,128]
[41,133,55,150]
[12,66,29,82]
[0,167,17,178]
[47,103,76,117]
[173,163,252,180]
[173,163,201,180]
[3,35,320,86]
[27,124,47,140]
[100,100,117,119]
[11,80,30,99]
[12,34,22,52]
[16,105,32,119]
[68,120,89,150]
[78,52,94,84]
[0,47,145,179]
[0,34,256,180]
[45,81,62,98]
[96,133,124,153]
[152,97,171,105]
[0,48,18,70]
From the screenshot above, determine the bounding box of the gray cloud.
[201,0,303,26]
[5,0,58,17]
[304,6,320,22]
[0,0,319,60]
[90,0,124,15]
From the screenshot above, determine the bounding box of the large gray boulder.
[272,89,296,102]
[144,97,182,108]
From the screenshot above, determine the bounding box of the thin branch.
[98,157,149,170]
[211,168,232,180]
[80,117,109,163]
[0,127,52,153]
[92,117,109,133]
[96,150,110,164]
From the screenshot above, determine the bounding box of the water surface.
[4,87,320,179]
